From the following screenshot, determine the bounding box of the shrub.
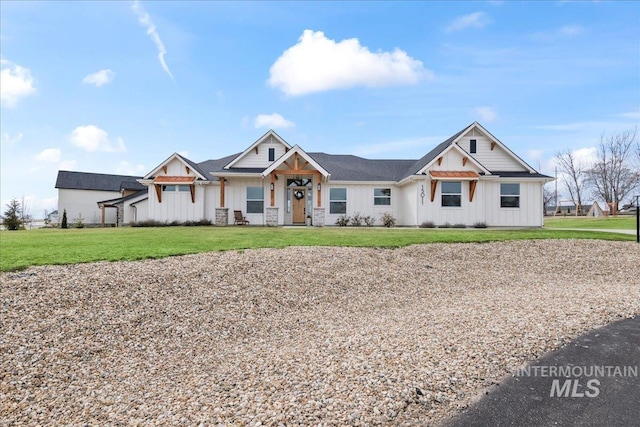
[61,209,68,229]
[198,218,213,226]
[381,212,396,228]
[335,215,350,226]
[452,223,467,228]
[419,221,435,228]
[131,219,166,227]
[474,221,488,229]
[350,212,364,227]
[362,215,375,227]
[74,214,85,229]
[439,222,452,228]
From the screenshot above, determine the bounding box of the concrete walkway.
[442,316,640,427]
[549,227,638,236]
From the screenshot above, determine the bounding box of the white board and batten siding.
[147,184,207,222]
[457,129,526,172]
[58,189,120,225]
[483,180,543,227]
[224,177,267,225]
[417,179,485,226]
[325,183,399,226]
[231,138,288,169]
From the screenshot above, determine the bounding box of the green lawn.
[0,226,635,272]
[544,215,637,229]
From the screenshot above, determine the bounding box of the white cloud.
[35,148,61,162]
[0,59,36,108]
[1,131,23,145]
[131,1,174,81]
[70,125,126,152]
[254,113,295,129]
[473,106,497,122]
[619,107,640,120]
[82,69,115,87]
[268,30,429,96]
[115,160,146,175]
[527,149,545,162]
[445,12,491,32]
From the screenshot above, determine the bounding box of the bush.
[419,221,435,228]
[362,215,375,227]
[131,219,213,227]
[381,212,396,228]
[61,209,68,229]
[452,223,467,228]
[335,215,350,226]
[350,212,364,227]
[474,221,488,229]
[74,214,85,229]
[439,222,452,228]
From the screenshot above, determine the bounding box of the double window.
[162,185,190,192]
[246,186,264,213]
[374,188,391,205]
[500,183,520,208]
[329,188,347,214]
[441,181,462,207]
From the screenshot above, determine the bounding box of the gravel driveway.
[2,240,639,426]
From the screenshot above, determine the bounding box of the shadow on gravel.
[442,316,640,427]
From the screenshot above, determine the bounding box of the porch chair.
[233,210,250,225]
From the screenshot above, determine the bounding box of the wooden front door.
[292,188,306,223]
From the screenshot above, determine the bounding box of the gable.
[225,130,292,170]
[454,124,534,172]
[144,154,207,180]
[425,145,485,173]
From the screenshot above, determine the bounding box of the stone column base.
[313,207,325,227]
[215,208,229,226]
[266,207,279,226]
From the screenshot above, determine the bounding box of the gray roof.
[490,171,552,179]
[197,153,241,180]
[56,171,145,191]
[97,189,148,206]
[309,153,416,181]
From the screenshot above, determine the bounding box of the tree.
[543,184,557,214]
[2,198,24,230]
[61,209,68,229]
[555,149,588,215]
[587,129,640,214]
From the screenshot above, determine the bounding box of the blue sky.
[1,1,639,216]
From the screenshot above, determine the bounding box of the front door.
[292,188,306,223]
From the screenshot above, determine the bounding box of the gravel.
[2,239,639,426]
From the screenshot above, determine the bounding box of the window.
[441,181,462,207]
[268,148,275,162]
[374,188,391,205]
[500,183,520,208]
[162,185,176,192]
[246,186,264,213]
[470,139,477,154]
[177,185,191,192]
[329,188,347,214]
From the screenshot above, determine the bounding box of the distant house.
[55,122,553,227]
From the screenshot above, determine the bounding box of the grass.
[0,226,635,272]
[544,215,637,229]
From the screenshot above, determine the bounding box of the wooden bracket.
[186,166,190,175]
[490,142,497,151]
[462,157,468,166]
[162,166,167,174]
[469,180,477,202]
[437,157,443,166]
[189,185,195,203]
[430,180,438,202]
[155,184,162,203]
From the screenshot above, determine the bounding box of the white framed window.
[162,185,176,192]
[374,188,391,205]
[470,139,477,153]
[177,185,191,192]
[500,183,520,208]
[268,148,275,162]
[329,188,347,214]
[441,181,462,207]
[246,186,264,214]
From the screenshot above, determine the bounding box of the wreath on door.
[294,190,305,200]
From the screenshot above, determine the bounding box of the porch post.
[270,173,275,207]
[101,205,105,227]
[219,177,225,207]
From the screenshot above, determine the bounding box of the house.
[55,171,146,226]
[55,122,553,227]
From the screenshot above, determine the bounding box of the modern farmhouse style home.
[56,122,552,227]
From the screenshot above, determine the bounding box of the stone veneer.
[313,207,325,227]
[215,208,229,226]
[266,207,279,227]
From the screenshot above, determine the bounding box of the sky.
[1,0,639,217]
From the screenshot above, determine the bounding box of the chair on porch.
[233,210,250,225]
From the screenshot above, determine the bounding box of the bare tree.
[588,129,639,214]
[555,149,588,215]
[543,184,556,214]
